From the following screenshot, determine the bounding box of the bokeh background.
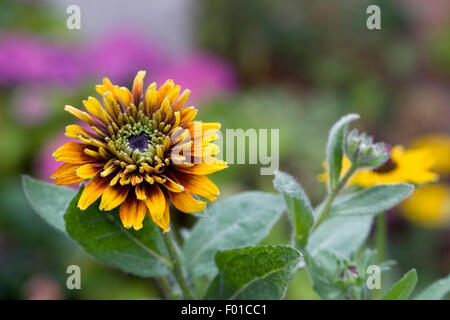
[0,0,449,299]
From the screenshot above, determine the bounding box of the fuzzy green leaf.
[205,245,303,300]
[383,269,417,300]
[330,183,414,217]
[304,249,345,300]
[64,187,171,277]
[273,170,314,247]
[183,191,285,278]
[307,215,373,258]
[414,274,450,300]
[22,175,76,233]
[326,113,360,190]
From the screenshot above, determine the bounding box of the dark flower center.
[373,157,397,173]
[128,134,149,152]
[373,144,396,173]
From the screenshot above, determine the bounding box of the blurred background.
[0,0,449,299]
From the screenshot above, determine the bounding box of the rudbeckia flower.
[400,183,450,228]
[319,145,438,187]
[51,71,227,232]
[410,134,450,175]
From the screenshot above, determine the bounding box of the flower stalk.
[163,230,196,300]
[312,163,358,231]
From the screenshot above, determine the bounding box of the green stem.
[372,213,387,300]
[153,278,170,300]
[312,164,357,231]
[163,231,196,300]
[375,214,386,264]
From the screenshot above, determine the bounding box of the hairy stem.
[153,278,170,300]
[312,164,357,231]
[163,231,196,300]
[372,213,387,300]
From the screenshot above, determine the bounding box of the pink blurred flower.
[11,87,50,126]
[156,52,238,104]
[34,131,73,185]
[86,31,166,84]
[0,31,238,105]
[0,34,84,86]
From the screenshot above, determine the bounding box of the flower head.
[410,134,450,175]
[400,183,450,228]
[51,71,227,232]
[344,129,389,169]
[319,145,438,187]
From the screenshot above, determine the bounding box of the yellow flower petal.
[64,105,95,126]
[53,142,97,164]
[170,190,206,213]
[76,163,102,179]
[144,184,166,221]
[172,171,219,201]
[99,184,129,211]
[132,71,146,106]
[179,107,198,124]
[119,195,147,230]
[175,160,227,175]
[151,196,171,232]
[52,163,85,185]
[77,174,110,210]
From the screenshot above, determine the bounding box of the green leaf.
[330,183,414,217]
[183,191,285,278]
[383,269,417,300]
[326,113,360,191]
[307,215,373,258]
[205,245,303,300]
[273,170,314,247]
[65,187,171,277]
[304,249,345,300]
[22,175,76,233]
[414,274,450,300]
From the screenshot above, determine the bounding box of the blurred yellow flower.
[318,145,438,187]
[318,144,445,227]
[410,134,450,175]
[400,184,450,228]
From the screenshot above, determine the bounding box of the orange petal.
[51,163,79,179]
[113,86,132,107]
[64,105,95,126]
[55,175,85,185]
[170,190,206,213]
[175,160,227,175]
[65,124,92,140]
[152,196,171,232]
[144,83,158,114]
[143,184,166,221]
[82,97,110,123]
[76,163,102,179]
[119,195,147,230]
[132,71,146,106]
[186,122,221,135]
[172,89,191,112]
[171,171,219,201]
[134,183,147,200]
[157,79,174,105]
[52,163,85,185]
[99,184,129,211]
[159,175,184,193]
[53,142,97,164]
[179,107,198,124]
[95,77,115,96]
[77,174,111,210]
